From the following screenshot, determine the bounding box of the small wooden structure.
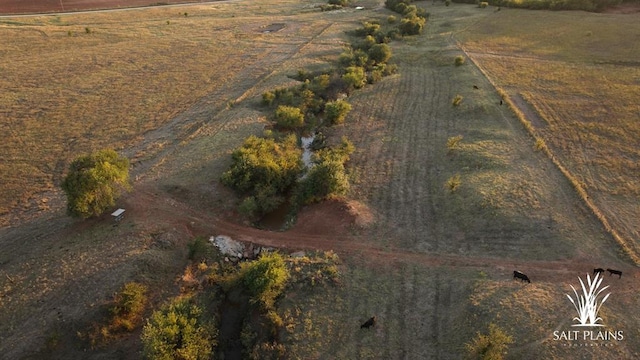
[111,208,125,222]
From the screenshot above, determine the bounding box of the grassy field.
[454,8,640,262]
[0,0,363,226]
[1,1,639,359]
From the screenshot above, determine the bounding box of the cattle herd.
[513,267,622,284]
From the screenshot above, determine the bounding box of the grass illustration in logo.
[566,273,610,327]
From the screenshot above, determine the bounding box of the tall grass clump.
[188,236,212,262]
[89,282,148,346]
[447,135,464,151]
[465,323,513,360]
[455,55,465,66]
[446,174,462,193]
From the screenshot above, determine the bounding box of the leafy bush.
[368,43,392,65]
[455,55,465,66]
[239,252,290,310]
[89,281,148,346]
[298,159,350,203]
[141,298,216,360]
[328,0,349,5]
[112,282,147,322]
[359,35,377,51]
[274,105,305,129]
[368,69,384,84]
[310,74,331,96]
[220,134,302,216]
[387,15,398,23]
[238,196,259,219]
[399,15,426,35]
[324,100,352,125]
[465,323,513,360]
[342,66,367,91]
[262,91,276,106]
[296,137,354,204]
[386,0,429,18]
[61,149,131,219]
[354,21,381,37]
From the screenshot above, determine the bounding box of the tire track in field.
[375,64,448,252]
[367,69,424,246]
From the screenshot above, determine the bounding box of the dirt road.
[0,0,206,15]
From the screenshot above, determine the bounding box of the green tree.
[61,149,131,218]
[274,105,304,129]
[141,298,216,360]
[239,252,290,310]
[342,66,367,91]
[399,15,426,35]
[325,100,352,125]
[465,323,513,360]
[220,134,302,216]
[368,43,392,64]
[297,137,354,204]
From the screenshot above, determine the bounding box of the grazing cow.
[360,316,376,329]
[513,270,531,283]
[593,268,605,276]
[607,269,622,279]
[473,85,479,89]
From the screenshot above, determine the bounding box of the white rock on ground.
[210,235,245,257]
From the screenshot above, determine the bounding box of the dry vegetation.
[455,8,640,262]
[0,1,639,359]
[0,0,359,226]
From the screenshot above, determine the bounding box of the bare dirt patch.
[292,199,374,236]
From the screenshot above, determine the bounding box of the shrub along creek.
[221,11,407,229]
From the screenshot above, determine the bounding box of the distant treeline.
[452,0,629,12]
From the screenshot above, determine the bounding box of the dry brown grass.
[0,0,359,226]
[2,2,640,359]
[455,8,640,263]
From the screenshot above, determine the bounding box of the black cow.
[360,316,376,329]
[473,85,479,90]
[607,269,622,279]
[593,268,605,276]
[513,270,531,283]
